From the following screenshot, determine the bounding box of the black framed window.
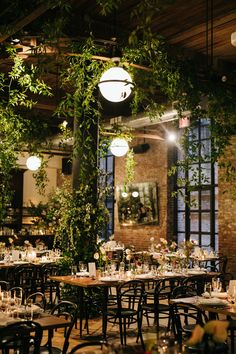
[176,119,218,250]
[99,150,114,240]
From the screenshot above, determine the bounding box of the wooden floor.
[43,315,160,353]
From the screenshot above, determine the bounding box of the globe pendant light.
[98,66,133,102]
[26,156,41,171]
[110,137,129,157]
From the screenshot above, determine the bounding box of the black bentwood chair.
[40,300,78,354]
[69,340,108,353]
[142,277,182,330]
[0,320,43,354]
[104,280,145,346]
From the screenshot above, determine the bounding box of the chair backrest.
[69,340,108,353]
[155,277,183,303]
[0,320,42,354]
[0,280,10,291]
[117,280,145,311]
[171,285,198,299]
[171,301,208,343]
[13,264,37,296]
[182,275,208,295]
[26,291,47,311]
[41,263,59,284]
[51,300,78,354]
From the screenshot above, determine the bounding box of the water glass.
[212,277,222,293]
[25,299,33,320]
[204,282,212,297]
[71,265,77,278]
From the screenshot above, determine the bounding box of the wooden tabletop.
[170,296,236,318]
[49,272,219,288]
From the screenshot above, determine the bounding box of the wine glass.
[212,278,222,293]
[71,265,77,278]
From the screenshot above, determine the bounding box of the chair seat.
[142,303,169,312]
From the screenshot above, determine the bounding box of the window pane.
[201,139,211,160]
[200,124,210,139]
[178,212,185,231]
[190,212,199,231]
[215,187,218,210]
[215,212,218,232]
[214,163,218,184]
[200,163,211,184]
[190,191,199,210]
[201,212,210,232]
[177,190,185,210]
[201,234,211,248]
[107,156,114,172]
[189,165,199,186]
[201,190,210,210]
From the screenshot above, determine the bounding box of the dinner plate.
[13,261,29,265]
[100,277,118,282]
[187,270,206,275]
[135,274,153,279]
[76,272,89,277]
[211,291,228,299]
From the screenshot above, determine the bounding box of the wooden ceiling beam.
[0,2,52,43]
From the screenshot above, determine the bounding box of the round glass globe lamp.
[26,156,41,171]
[98,67,133,102]
[132,191,139,198]
[110,138,129,157]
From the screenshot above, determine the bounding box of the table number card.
[88,262,96,277]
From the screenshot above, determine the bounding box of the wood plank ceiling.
[0,0,235,132]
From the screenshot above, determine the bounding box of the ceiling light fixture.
[167,132,177,142]
[26,156,41,171]
[132,191,139,198]
[110,137,129,157]
[98,65,133,103]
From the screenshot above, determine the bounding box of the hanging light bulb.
[26,156,41,171]
[110,137,129,157]
[98,67,133,102]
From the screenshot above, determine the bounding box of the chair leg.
[123,317,127,346]
[119,317,123,345]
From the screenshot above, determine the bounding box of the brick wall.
[114,129,173,250]
[218,135,236,276]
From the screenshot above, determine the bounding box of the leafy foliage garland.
[0,48,52,225]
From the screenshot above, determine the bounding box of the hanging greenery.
[0,47,52,225]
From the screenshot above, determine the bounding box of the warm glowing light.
[132,191,139,198]
[121,192,128,198]
[98,67,133,102]
[110,138,129,157]
[62,120,68,127]
[167,132,177,142]
[26,156,41,171]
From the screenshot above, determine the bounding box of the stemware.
[212,277,222,293]
[71,266,77,278]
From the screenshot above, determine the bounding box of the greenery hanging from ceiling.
[0,47,52,225]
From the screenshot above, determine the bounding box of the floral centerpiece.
[187,320,229,353]
[150,238,177,270]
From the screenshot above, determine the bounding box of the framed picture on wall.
[116,182,159,226]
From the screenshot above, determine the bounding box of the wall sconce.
[98,66,133,102]
[26,156,41,171]
[110,137,129,157]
